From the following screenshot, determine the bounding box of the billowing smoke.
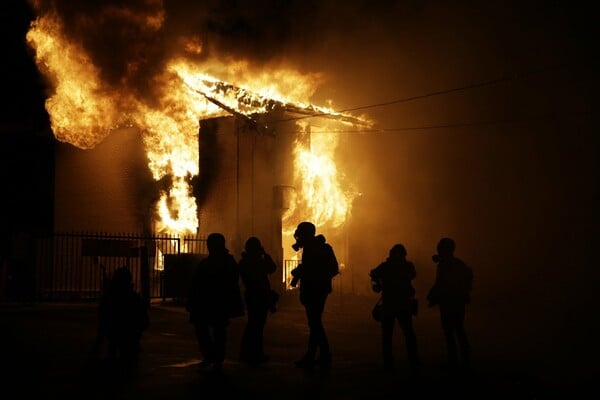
[26,0,418,105]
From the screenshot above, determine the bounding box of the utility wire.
[282,110,591,134]
[273,63,570,124]
[337,64,567,113]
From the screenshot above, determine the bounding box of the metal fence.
[283,258,300,289]
[3,232,336,302]
[31,232,208,301]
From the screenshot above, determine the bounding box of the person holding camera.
[427,237,473,372]
[238,236,278,365]
[290,221,339,368]
[369,244,420,372]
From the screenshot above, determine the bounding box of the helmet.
[207,232,226,253]
[294,222,316,239]
[244,236,262,253]
[292,221,316,251]
[389,244,407,258]
[437,237,455,256]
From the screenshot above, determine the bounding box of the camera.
[290,264,302,287]
[290,275,299,287]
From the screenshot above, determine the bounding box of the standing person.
[186,233,244,369]
[97,267,149,365]
[427,237,473,372]
[290,221,339,368]
[91,257,109,354]
[238,236,278,365]
[369,244,420,372]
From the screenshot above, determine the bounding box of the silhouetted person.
[290,221,339,368]
[427,237,473,371]
[97,267,149,365]
[91,258,109,354]
[186,233,244,369]
[370,244,420,372]
[238,236,278,365]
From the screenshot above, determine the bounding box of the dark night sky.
[2,0,599,376]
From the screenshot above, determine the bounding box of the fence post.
[140,245,150,304]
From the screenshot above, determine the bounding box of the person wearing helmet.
[238,236,278,365]
[185,233,243,370]
[427,237,473,371]
[290,221,339,368]
[369,244,420,372]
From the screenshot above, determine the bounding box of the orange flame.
[26,9,364,239]
[26,13,123,149]
[280,121,359,284]
[283,122,356,230]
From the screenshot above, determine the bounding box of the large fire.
[282,121,357,235]
[25,3,368,244]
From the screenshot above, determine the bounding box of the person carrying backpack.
[427,237,473,371]
[290,221,339,369]
[370,244,420,372]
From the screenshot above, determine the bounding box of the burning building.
[50,83,367,294]
[25,2,370,295]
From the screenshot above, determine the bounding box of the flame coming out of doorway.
[25,3,365,239]
[280,121,360,285]
[283,121,357,233]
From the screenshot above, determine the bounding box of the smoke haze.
[16,0,599,376]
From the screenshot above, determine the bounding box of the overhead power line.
[283,110,591,134]
[337,64,568,114]
[273,63,570,124]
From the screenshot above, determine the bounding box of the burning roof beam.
[195,89,266,134]
[280,104,369,126]
[198,80,370,128]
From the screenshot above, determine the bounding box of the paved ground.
[0,293,594,399]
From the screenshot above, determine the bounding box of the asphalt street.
[0,293,592,399]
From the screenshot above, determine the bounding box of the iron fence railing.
[3,232,346,302]
[283,259,300,289]
[30,232,207,301]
